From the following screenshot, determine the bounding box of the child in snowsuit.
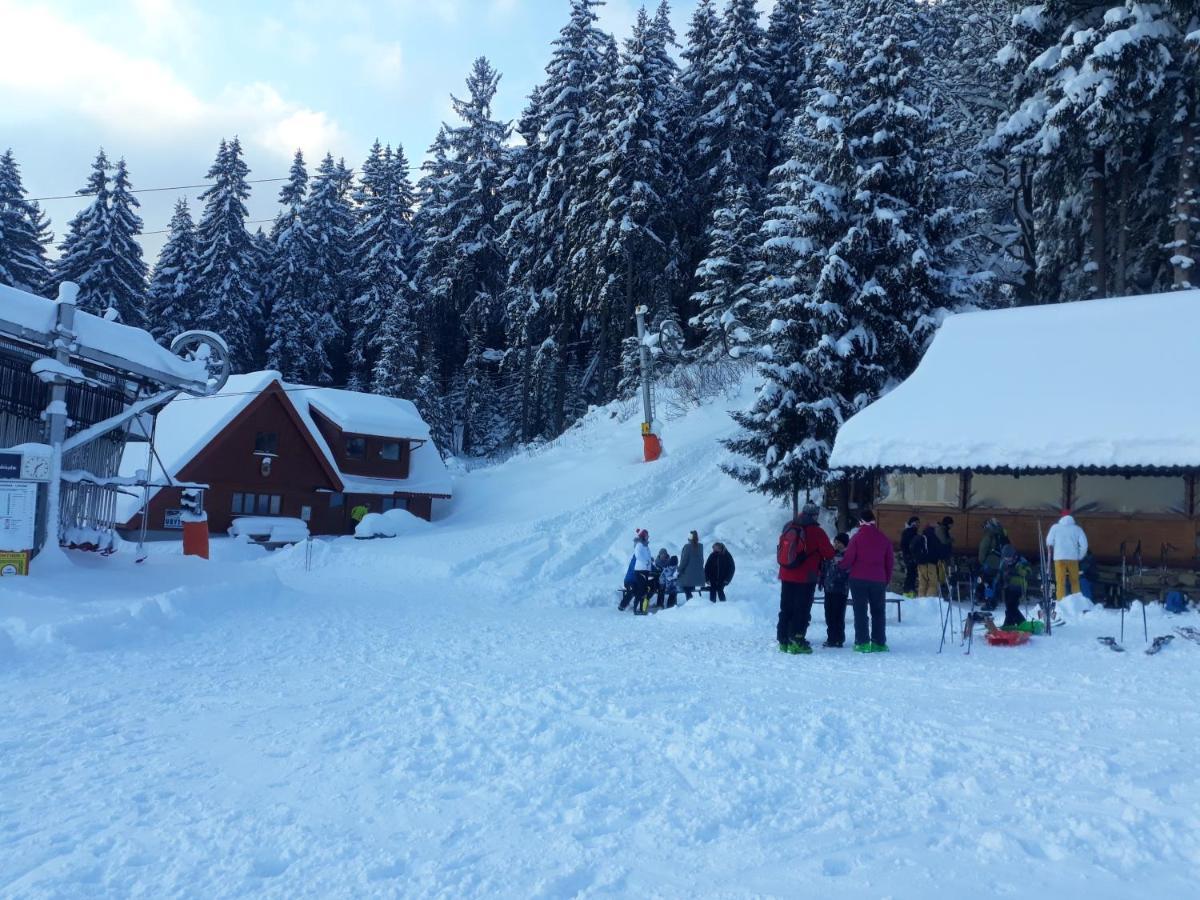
[993,544,1032,628]
[822,532,852,647]
[704,543,735,602]
[654,551,680,609]
[619,555,638,611]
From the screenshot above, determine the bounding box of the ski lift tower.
[634,305,662,462]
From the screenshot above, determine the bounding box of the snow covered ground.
[3,381,1200,898]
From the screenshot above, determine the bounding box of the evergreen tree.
[726,0,968,506]
[0,149,52,294]
[351,141,417,391]
[146,198,199,344]
[301,153,353,384]
[764,0,816,170]
[194,138,259,369]
[104,158,149,328]
[54,150,112,314]
[265,151,318,380]
[690,182,760,359]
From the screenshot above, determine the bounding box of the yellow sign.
[0,550,29,576]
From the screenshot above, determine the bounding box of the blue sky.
[0,0,727,259]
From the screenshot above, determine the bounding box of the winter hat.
[1001,544,1015,560]
[669,554,678,566]
[689,530,699,543]
[906,515,920,527]
[835,532,851,548]
[801,502,820,518]
[858,509,876,523]
[941,516,954,527]
[636,528,649,541]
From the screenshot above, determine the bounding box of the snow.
[304,388,431,441]
[228,516,309,544]
[4,376,1200,897]
[0,281,207,386]
[354,507,429,539]
[830,290,1200,472]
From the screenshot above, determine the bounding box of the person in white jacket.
[1045,512,1088,599]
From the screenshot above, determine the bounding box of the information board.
[0,453,20,479]
[163,509,183,529]
[0,480,38,551]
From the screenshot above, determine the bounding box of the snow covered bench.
[229,516,309,548]
[816,590,906,622]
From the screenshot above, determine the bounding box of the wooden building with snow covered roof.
[117,372,451,537]
[828,292,1200,566]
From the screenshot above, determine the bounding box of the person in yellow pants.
[1045,512,1088,600]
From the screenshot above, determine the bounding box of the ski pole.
[1142,594,1149,643]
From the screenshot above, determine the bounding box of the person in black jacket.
[917,523,942,597]
[822,532,852,647]
[899,515,920,597]
[704,542,736,602]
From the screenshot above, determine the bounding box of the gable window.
[379,441,401,461]
[254,431,279,455]
[346,436,366,459]
[233,492,282,516]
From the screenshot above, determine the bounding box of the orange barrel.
[182,519,210,559]
[642,432,663,462]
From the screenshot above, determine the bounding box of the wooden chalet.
[117,372,451,537]
[828,291,1200,570]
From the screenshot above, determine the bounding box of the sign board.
[0,453,19,479]
[0,481,38,551]
[300,505,312,523]
[0,550,29,576]
[163,509,183,529]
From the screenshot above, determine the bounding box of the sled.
[985,629,1031,647]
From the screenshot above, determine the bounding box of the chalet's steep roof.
[829,290,1200,473]
[0,282,208,388]
[117,372,451,522]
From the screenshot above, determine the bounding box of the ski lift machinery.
[633,306,684,462]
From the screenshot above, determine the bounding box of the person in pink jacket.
[838,509,895,653]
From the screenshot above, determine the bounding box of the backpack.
[1165,591,1188,614]
[778,523,808,569]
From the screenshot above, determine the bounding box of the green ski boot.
[869,643,889,653]
[787,639,813,655]
[853,642,872,653]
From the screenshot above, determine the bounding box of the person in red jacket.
[838,509,895,653]
[777,503,836,654]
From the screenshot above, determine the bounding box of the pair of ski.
[1097,634,1174,654]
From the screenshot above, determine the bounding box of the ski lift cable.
[28,177,291,202]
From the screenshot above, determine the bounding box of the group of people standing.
[619,529,736,613]
[776,505,894,654]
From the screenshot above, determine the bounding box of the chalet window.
[1072,475,1188,516]
[879,473,960,507]
[328,492,344,508]
[346,436,366,459]
[232,492,282,516]
[968,474,1062,511]
[254,431,279,455]
[381,497,408,512]
[379,441,401,461]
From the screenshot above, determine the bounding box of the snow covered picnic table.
[228,516,309,547]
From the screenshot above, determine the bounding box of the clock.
[20,455,51,481]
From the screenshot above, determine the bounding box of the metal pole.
[40,284,78,559]
[635,305,653,431]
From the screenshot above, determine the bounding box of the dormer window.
[380,441,401,461]
[254,431,279,455]
[346,436,366,459]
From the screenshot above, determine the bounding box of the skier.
[899,515,920,598]
[822,532,852,648]
[678,530,705,601]
[839,509,895,652]
[653,548,679,609]
[776,503,835,654]
[704,542,736,603]
[916,522,942,598]
[976,517,1010,606]
[618,554,638,611]
[1045,511,1088,599]
[631,528,654,613]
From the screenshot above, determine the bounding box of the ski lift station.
[829,290,1200,576]
[0,280,226,573]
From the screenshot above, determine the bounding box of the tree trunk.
[1115,155,1131,297]
[1014,159,1038,306]
[1091,149,1108,298]
[1175,110,1197,289]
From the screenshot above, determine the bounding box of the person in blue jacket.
[618,554,638,611]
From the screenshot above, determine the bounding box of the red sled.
[986,630,1031,647]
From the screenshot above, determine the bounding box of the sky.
[0,0,741,261]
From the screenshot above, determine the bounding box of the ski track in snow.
[3,386,1200,898]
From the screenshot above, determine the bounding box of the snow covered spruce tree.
[349,141,416,391]
[54,151,147,323]
[502,0,610,439]
[591,6,680,397]
[265,151,318,381]
[0,149,52,295]
[145,198,199,344]
[764,0,818,172]
[194,138,260,370]
[992,1,1187,301]
[725,0,970,511]
[299,153,353,385]
[689,0,773,357]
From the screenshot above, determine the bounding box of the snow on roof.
[829,291,1200,472]
[116,371,450,521]
[304,388,431,440]
[0,282,207,386]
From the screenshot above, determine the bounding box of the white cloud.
[0,0,347,163]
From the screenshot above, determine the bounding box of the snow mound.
[354,508,430,539]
